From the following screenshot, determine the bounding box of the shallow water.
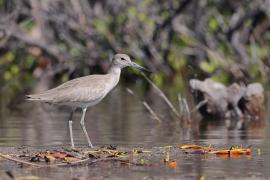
[0,85,270,179]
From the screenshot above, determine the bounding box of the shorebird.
[26,54,148,148]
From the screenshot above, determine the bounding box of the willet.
[26,54,149,148]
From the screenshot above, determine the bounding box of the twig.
[178,93,183,115]
[182,98,191,122]
[88,158,137,166]
[126,88,162,123]
[0,153,137,167]
[142,102,162,123]
[0,153,91,167]
[141,72,181,118]
[182,98,190,114]
[190,99,208,113]
[0,153,45,167]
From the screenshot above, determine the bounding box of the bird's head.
[112,53,149,71]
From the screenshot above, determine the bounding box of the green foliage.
[1,0,270,107]
[161,11,169,18]
[211,72,230,85]
[93,19,108,34]
[127,7,137,17]
[151,72,165,87]
[25,54,35,68]
[57,42,68,51]
[199,61,218,73]
[0,50,36,105]
[247,44,268,60]
[70,48,81,57]
[142,0,153,6]
[0,52,15,65]
[208,17,219,32]
[0,0,4,7]
[169,72,185,96]
[174,34,193,47]
[20,19,35,32]
[168,52,186,71]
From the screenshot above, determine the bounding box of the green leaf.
[93,19,107,34]
[199,61,217,73]
[127,7,137,17]
[208,17,219,32]
[10,65,19,75]
[4,71,12,81]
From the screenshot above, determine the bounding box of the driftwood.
[190,79,264,119]
[238,83,264,118]
[189,79,228,117]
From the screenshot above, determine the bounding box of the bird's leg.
[80,108,93,148]
[68,108,75,148]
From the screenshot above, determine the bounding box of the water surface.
[0,85,269,179]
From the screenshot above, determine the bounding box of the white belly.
[58,95,105,108]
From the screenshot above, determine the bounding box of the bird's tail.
[26,94,47,101]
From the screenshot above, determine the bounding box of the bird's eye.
[121,57,125,61]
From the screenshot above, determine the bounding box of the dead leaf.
[48,153,68,159]
[63,157,80,162]
[177,144,203,149]
[15,175,42,180]
[44,155,55,162]
[168,160,177,169]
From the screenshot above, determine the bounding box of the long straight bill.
[131,62,151,72]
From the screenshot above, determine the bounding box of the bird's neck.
[106,64,122,90]
[108,64,122,76]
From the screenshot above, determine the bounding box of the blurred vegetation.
[1,0,270,106]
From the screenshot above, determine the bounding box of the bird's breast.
[104,74,120,93]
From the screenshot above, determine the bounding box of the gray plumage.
[27,74,119,107]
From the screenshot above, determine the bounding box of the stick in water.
[126,88,162,123]
[141,72,180,118]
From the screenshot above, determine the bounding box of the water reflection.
[0,85,268,147]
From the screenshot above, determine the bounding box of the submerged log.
[189,79,228,118]
[239,83,264,118]
[190,79,264,119]
[226,83,246,118]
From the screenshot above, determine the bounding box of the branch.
[126,88,162,123]
[141,72,181,118]
[226,6,262,41]
[0,153,135,167]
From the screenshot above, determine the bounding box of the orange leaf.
[49,153,68,159]
[230,148,251,155]
[211,148,251,157]
[169,160,177,169]
[177,145,204,149]
[211,150,230,155]
[44,155,56,162]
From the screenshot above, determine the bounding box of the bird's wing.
[26,75,109,103]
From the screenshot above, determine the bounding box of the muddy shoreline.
[0,144,260,180]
